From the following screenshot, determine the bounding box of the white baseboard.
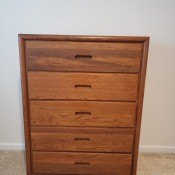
[139,145,175,153]
[0,143,25,150]
[0,143,175,153]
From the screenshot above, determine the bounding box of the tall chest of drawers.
[19,35,149,175]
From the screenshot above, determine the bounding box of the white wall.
[0,0,175,152]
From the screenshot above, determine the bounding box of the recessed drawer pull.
[74,85,91,89]
[74,138,91,142]
[75,55,92,60]
[75,112,91,116]
[74,162,90,166]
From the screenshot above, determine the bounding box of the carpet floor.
[0,150,175,175]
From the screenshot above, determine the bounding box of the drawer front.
[32,151,132,175]
[28,72,139,101]
[26,41,142,73]
[31,127,134,153]
[30,101,136,127]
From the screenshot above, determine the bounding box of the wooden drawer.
[31,127,134,153]
[30,100,136,127]
[32,151,132,175]
[26,40,142,73]
[28,72,139,101]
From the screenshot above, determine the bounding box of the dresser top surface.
[19,34,149,43]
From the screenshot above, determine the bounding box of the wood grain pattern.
[132,39,149,175]
[19,34,149,175]
[28,72,139,101]
[30,100,136,127]
[26,41,141,73]
[31,127,134,153]
[26,56,141,73]
[20,34,149,42]
[32,151,132,175]
[18,36,32,175]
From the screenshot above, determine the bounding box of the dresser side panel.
[19,35,32,175]
[132,39,149,175]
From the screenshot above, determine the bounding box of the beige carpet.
[0,150,175,175]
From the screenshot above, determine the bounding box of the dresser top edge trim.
[18,34,149,43]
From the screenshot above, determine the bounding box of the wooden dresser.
[19,35,149,175]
